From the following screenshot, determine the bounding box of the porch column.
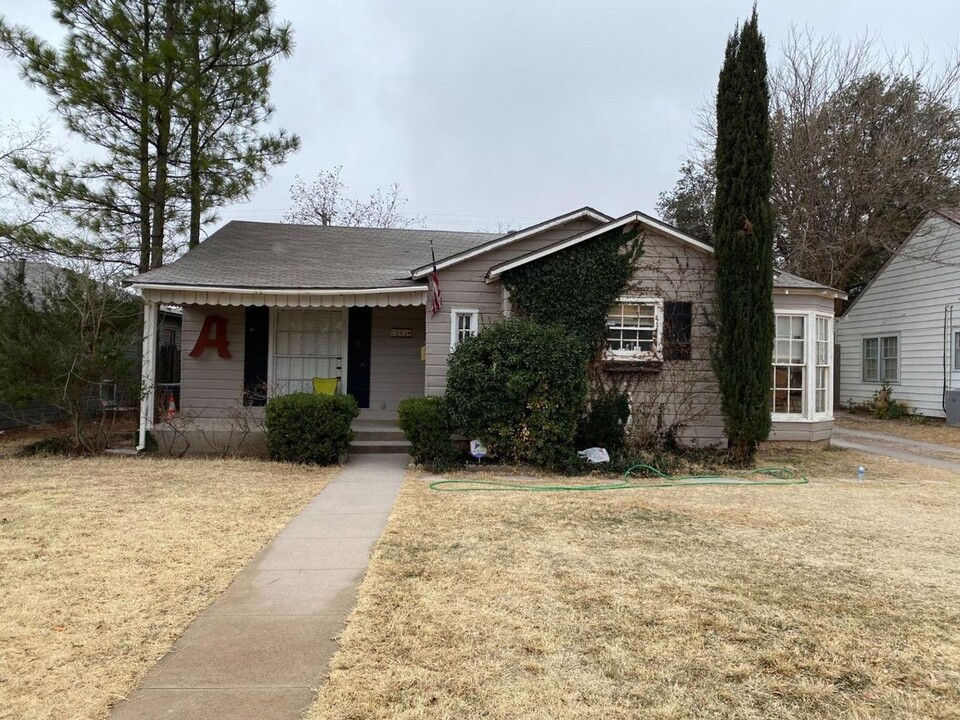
[137,300,158,451]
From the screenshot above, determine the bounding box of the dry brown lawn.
[836,412,960,449]
[0,456,334,720]
[307,448,960,720]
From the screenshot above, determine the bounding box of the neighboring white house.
[837,209,960,418]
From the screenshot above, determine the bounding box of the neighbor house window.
[862,335,898,383]
[604,298,663,361]
[954,332,960,370]
[772,315,805,415]
[272,308,344,395]
[450,309,479,351]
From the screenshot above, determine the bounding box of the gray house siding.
[179,305,247,419]
[424,218,603,395]
[614,231,725,446]
[366,305,426,420]
[837,214,960,418]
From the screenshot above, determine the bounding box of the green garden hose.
[428,464,808,492]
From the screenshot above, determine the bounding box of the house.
[128,207,845,453]
[836,209,960,418]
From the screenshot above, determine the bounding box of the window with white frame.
[604,298,663,360]
[772,315,806,415]
[450,309,479,351]
[272,308,344,394]
[815,316,831,414]
[953,332,960,370]
[862,335,898,383]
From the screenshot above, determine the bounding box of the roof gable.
[409,206,612,279]
[485,211,714,281]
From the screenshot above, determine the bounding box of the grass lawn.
[307,448,960,720]
[836,411,960,450]
[0,456,335,720]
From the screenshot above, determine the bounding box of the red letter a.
[189,315,232,358]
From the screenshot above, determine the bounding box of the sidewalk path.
[833,427,960,473]
[110,453,409,720]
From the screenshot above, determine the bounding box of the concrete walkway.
[110,453,409,720]
[833,426,960,473]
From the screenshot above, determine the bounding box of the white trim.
[137,300,159,451]
[602,296,664,362]
[485,211,714,282]
[771,310,836,423]
[340,307,349,396]
[135,284,426,308]
[449,308,479,352]
[410,207,612,279]
[130,283,427,295]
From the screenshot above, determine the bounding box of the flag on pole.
[430,240,442,315]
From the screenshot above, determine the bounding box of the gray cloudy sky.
[2,0,959,234]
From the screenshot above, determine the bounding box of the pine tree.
[711,6,775,465]
[0,1,298,271]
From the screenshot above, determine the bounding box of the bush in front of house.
[397,396,460,471]
[446,318,589,468]
[264,393,359,464]
[575,388,630,453]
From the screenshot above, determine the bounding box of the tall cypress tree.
[711,7,774,465]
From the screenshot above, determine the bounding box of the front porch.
[135,284,428,453]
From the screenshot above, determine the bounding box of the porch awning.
[131,283,427,308]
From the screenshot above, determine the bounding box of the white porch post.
[137,300,159,451]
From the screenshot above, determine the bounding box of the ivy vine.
[501,226,644,355]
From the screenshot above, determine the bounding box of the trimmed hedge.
[397,396,459,471]
[446,318,588,468]
[264,393,359,465]
[575,389,630,452]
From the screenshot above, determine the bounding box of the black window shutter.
[664,301,692,361]
[243,306,270,406]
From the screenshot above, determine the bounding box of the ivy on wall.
[501,226,644,355]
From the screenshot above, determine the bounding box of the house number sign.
[390,328,413,338]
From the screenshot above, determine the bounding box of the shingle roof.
[131,222,500,289]
[773,269,841,293]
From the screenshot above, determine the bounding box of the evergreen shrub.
[446,318,588,468]
[264,393,359,464]
[397,396,459,471]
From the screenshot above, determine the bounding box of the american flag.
[430,241,442,315]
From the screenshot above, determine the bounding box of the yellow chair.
[312,377,339,396]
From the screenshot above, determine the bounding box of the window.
[955,332,960,370]
[604,298,663,360]
[450,309,479,351]
[862,335,898,383]
[772,315,805,415]
[272,308,344,395]
[815,316,831,414]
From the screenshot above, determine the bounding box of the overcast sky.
[2,0,959,234]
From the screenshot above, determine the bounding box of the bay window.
[771,312,834,420]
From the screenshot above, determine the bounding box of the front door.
[347,307,372,408]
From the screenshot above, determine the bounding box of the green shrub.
[15,436,76,458]
[446,318,588,468]
[264,393,359,465]
[575,389,630,452]
[872,380,909,419]
[397,396,459,471]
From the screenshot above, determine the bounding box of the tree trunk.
[149,0,177,270]
[138,0,152,274]
[188,22,201,249]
